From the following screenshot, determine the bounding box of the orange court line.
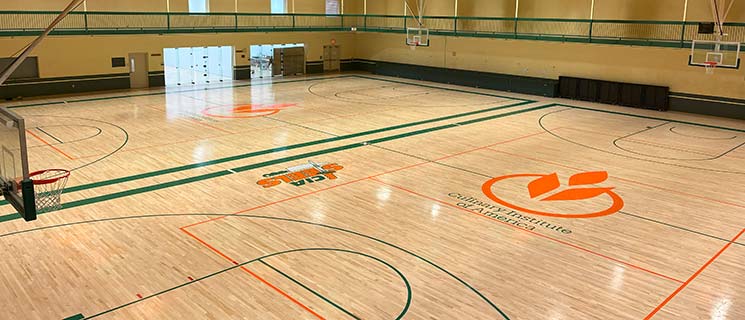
[644,228,745,319]
[179,227,326,319]
[180,129,554,230]
[369,177,685,284]
[26,129,75,161]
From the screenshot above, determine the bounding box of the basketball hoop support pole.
[20,179,36,221]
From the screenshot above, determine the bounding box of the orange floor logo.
[202,103,296,118]
[258,161,343,188]
[481,171,624,218]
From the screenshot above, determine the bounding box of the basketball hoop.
[704,61,718,75]
[29,169,69,213]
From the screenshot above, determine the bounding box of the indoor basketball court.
[0,0,743,319]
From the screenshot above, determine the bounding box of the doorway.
[323,45,340,72]
[249,43,305,79]
[163,46,233,87]
[129,52,149,89]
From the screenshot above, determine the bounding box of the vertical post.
[514,0,519,37]
[167,12,171,31]
[681,0,689,48]
[83,0,88,31]
[364,0,367,15]
[589,0,595,42]
[235,12,238,31]
[454,0,458,34]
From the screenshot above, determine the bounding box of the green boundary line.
[0,75,533,208]
[0,104,548,223]
[62,314,85,320]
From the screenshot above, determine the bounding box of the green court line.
[0,99,534,208]
[0,104,549,223]
[259,249,413,320]
[551,103,745,133]
[62,314,85,320]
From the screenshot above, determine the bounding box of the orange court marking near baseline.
[25,129,76,161]
[179,227,326,319]
[644,228,745,319]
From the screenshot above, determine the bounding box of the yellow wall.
[367,0,405,15]
[0,32,355,77]
[2,0,84,11]
[518,0,592,19]
[345,0,365,14]
[86,0,169,12]
[458,0,515,17]
[427,0,455,16]
[355,32,745,100]
[238,0,271,13]
[293,0,326,14]
[594,0,683,21]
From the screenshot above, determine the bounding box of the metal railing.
[1,11,743,47]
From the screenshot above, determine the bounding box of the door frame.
[128,52,149,89]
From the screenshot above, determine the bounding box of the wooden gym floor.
[0,74,743,320]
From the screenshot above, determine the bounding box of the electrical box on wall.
[111,57,126,68]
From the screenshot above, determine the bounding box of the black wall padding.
[559,76,669,111]
[369,60,559,97]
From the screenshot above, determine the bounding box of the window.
[271,0,286,14]
[325,0,340,14]
[189,0,208,13]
